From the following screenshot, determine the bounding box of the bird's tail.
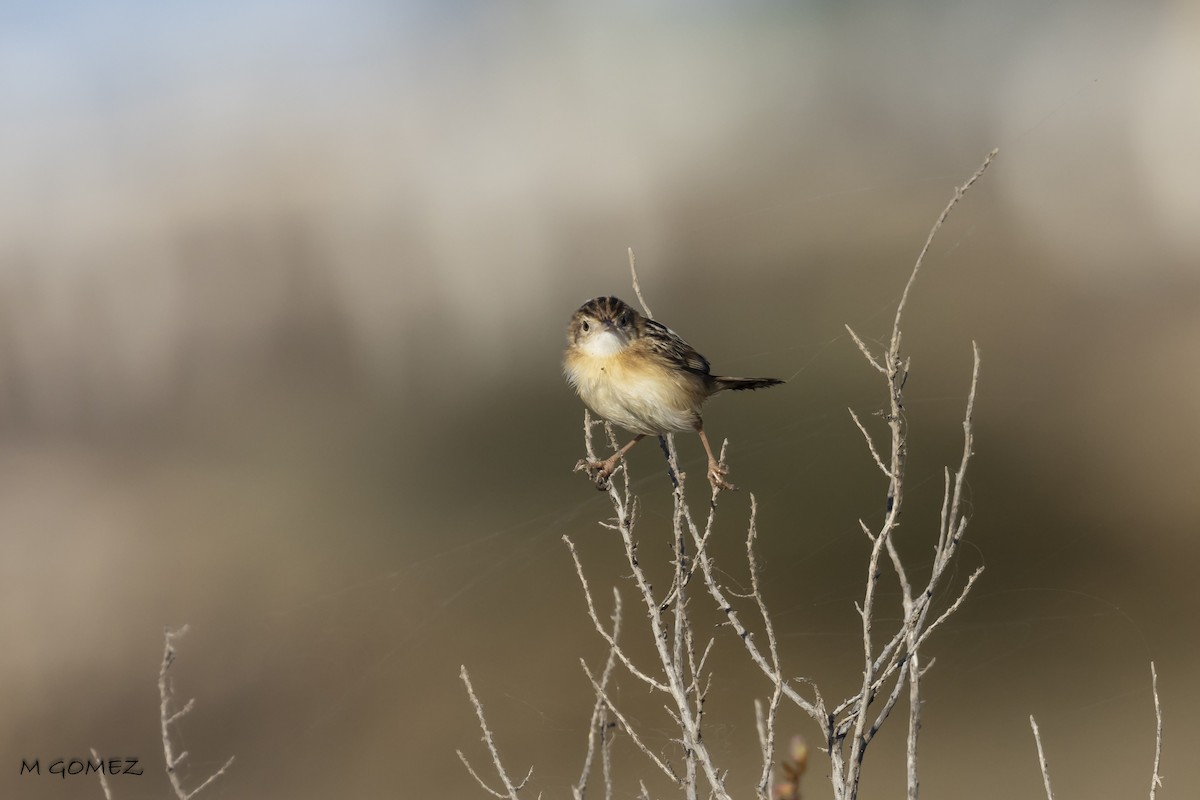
[712,376,785,392]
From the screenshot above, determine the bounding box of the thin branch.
[459,665,530,800]
[942,342,981,572]
[183,761,237,800]
[845,325,885,373]
[1029,716,1055,800]
[840,562,986,728]
[845,525,892,781]
[158,626,234,800]
[159,627,191,800]
[456,752,509,800]
[904,649,922,800]
[866,660,911,744]
[754,700,768,788]
[746,495,784,800]
[828,151,995,800]
[574,588,625,800]
[888,149,998,358]
[581,660,679,785]
[601,707,615,800]
[685,532,823,722]
[903,345,981,800]
[918,567,984,646]
[849,408,891,478]
[1150,662,1163,800]
[564,536,669,692]
[937,468,952,556]
[666,439,824,725]
[669,460,699,799]
[90,748,114,800]
[628,248,654,319]
[604,447,730,800]
[830,559,978,737]
[1030,663,1163,800]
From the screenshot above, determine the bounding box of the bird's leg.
[697,427,735,491]
[577,433,646,490]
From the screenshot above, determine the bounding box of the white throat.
[581,330,626,358]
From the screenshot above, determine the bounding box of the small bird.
[563,295,783,490]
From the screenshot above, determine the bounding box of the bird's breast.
[564,349,705,434]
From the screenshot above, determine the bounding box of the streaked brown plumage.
[563,295,783,490]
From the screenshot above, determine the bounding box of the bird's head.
[567,296,643,357]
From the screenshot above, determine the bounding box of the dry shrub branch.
[455,150,1154,800]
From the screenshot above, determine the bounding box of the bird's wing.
[643,319,711,376]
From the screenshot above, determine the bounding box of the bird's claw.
[707,460,737,492]
[575,458,617,491]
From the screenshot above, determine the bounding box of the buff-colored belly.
[565,352,704,434]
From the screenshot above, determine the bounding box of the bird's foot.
[707,459,737,492]
[575,456,620,491]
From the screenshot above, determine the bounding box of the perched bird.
[563,295,783,490]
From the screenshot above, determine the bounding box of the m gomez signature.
[20,757,143,779]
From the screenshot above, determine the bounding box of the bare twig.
[1029,716,1055,800]
[669,463,701,798]
[830,151,994,800]
[457,752,512,800]
[158,626,234,800]
[746,496,784,800]
[458,666,532,799]
[601,707,615,800]
[848,408,891,478]
[865,660,911,745]
[665,444,824,726]
[574,589,625,800]
[1150,662,1163,800]
[889,148,998,357]
[581,661,679,785]
[1031,663,1164,800]
[845,325,885,373]
[611,448,729,799]
[844,516,893,788]
[628,248,654,319]
[90,748,114,800]
[904,568,985,664]
[572,412,730,798]
[944,343,981,571]
[754,700,769,789]
[564,538,668,692]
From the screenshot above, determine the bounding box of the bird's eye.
[581,320,591,332]
[619,312,630,326]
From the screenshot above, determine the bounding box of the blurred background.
[2,1,1197,798]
